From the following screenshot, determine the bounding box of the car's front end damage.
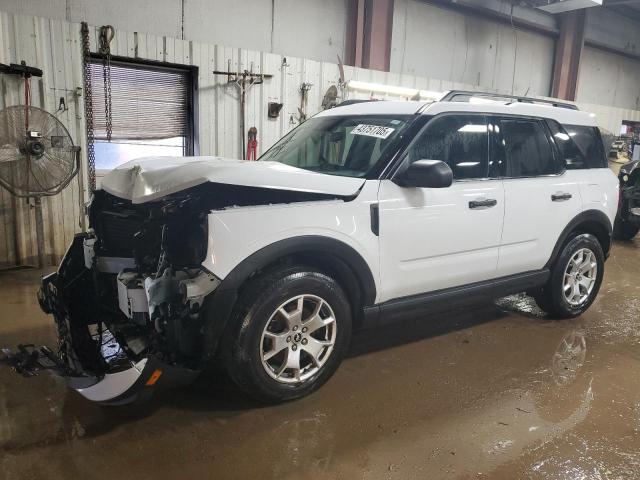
[6,189,214,404]
[2,156,366,404]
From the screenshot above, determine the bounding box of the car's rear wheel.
[224,266,352,402]
[534,233,604,319]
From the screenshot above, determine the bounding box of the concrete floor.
[1,240,640,480]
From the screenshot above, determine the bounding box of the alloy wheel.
[563,248,598,307]
[260,294,337,384]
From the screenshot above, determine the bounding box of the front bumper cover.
[1,234,201,405]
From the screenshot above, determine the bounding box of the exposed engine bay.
[2,180,352,403]
[83,188,216,368]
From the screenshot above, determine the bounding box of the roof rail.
[440,90,579,110]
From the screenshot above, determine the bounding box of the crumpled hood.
[100,156,366,204]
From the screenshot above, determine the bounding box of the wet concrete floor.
[1,240,640,479]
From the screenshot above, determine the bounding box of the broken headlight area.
[3,190,217,404]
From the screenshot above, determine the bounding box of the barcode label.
[350,124,395,139]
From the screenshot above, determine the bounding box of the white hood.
[100,156,366,204]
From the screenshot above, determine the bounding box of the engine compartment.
[56,189,217,379]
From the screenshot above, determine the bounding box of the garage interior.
[1,0,640,478]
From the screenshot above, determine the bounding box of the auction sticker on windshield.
[351,124,395,139]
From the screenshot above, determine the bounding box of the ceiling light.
[346,80,443,101]
[537,0,602,14]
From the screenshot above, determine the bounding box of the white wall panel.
[577,46,640,111]
[0,12,87,267]
[0,9,638,267]
[390,0,555,97]
[0,0,349,65]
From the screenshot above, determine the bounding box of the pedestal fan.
[0,101,81,268]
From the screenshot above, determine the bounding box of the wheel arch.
[545,209,613,270]
[201,236,377,360]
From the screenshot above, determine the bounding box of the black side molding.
[370,203,379,236]
[363,269,550,328]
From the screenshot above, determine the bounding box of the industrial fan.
[0,104,81,267]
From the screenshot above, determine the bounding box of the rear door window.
[497,118,561,177]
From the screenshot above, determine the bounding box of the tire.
[224,265,352,403]
[534,233,605,319]
[613,218,639,241]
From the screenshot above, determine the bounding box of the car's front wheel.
[225,266,352,402]
[534,233,604,319]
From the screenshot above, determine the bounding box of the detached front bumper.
[67,355,199,405]
[2,234,200,405]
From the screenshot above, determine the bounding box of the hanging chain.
[80,22,96,192]
[98,25,114,142]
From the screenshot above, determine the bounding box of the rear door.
[377,114,505,302]
[493,116,583,276]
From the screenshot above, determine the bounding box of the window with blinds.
[90,59,194,170]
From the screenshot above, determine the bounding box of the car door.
[493,116,583,277]
[377,114,505,302]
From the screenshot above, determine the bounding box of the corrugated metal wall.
[0,9,639,267]
[0,12,87,268]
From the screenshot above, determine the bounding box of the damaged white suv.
[9,92,618,404]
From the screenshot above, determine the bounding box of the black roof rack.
[440,90,579,110]
[336,99,379,107]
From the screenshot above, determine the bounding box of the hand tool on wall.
[213,61,272,159]
[297,82,312,123]
[246,127,258,160]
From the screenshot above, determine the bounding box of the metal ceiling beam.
[603,0,640,6]
[346,0,394,71]
[421,0,560,37]
[551,9,586,100]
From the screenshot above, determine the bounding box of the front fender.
[201,182,380,297]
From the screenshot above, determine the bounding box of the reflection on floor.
[2,239,640,479]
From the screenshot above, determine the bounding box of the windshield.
[260,115,410,178]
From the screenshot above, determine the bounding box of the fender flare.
[217,235,377,304]
[201,236,377,359]
[544,209,613,269]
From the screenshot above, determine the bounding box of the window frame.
[260,114,414,179]
[89,54,198,172]
[561,123,607,169]
[490,114,566,179]
[392,112,494,183]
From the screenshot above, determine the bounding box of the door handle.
[469,198,497,209]
[551,192,572,202]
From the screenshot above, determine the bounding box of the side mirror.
[393,160,453,188]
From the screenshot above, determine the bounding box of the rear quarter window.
[563,124,607,169]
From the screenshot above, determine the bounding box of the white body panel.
[498,172,583,276]
[498,169,618,276]
[575,167,619,222]
[201,180,382,300]
[99,101,616,307]
[377,179,504,301]
[101,156,365,204]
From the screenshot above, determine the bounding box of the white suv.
[24,92,618,404]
